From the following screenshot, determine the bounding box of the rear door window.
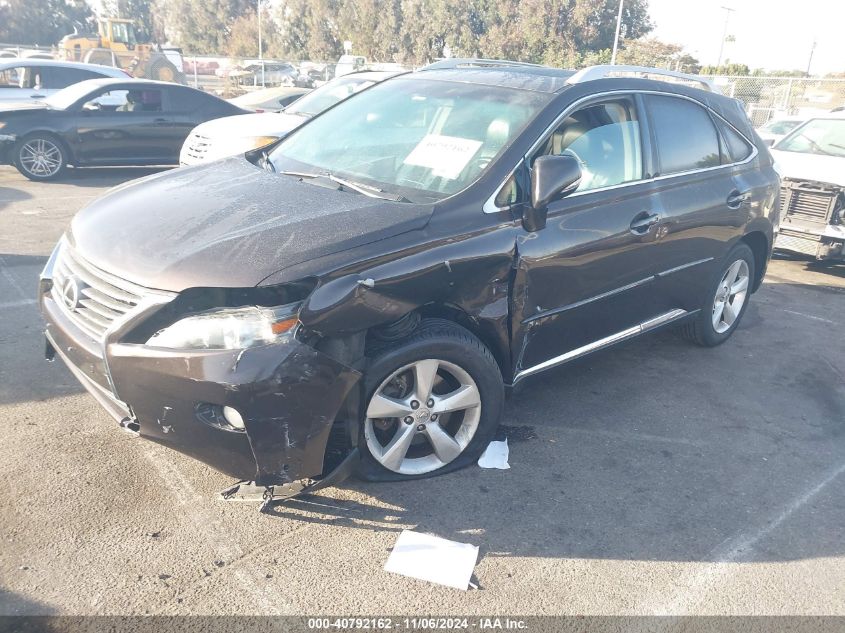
[42,67,104,89]
[648,95,720,175]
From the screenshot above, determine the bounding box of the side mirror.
[524,154,582,231]
[764,138,776,147]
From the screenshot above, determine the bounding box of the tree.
[616,37,700,72]
[163,0,252,54]
[700,62,750,76]
[276,0,343,61]
[0,0,95,46]
[226,8,284,58]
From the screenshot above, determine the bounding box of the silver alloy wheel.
[19,138,63,178]
[364,359,482,475]
[712,259,750,334]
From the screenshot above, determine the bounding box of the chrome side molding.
[512,308,689,384]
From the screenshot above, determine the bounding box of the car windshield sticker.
[403,134,483,180]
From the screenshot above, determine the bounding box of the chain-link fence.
[706,76,845,126]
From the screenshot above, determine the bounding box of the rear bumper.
[775,221,845,260]
[39,250,361,486]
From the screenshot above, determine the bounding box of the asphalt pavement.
[1,165,843,619]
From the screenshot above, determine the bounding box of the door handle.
[630,212,660,234]
[727,189,751,208]
[153,118,168,125]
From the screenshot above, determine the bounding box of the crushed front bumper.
[775,221,845,261]
[39,249,361,487]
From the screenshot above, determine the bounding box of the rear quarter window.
[717,119,753,163]
[648,95,721,175]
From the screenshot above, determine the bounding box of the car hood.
[68,157,434,292]
[0,101,50,113]
[770,149,845,187]
[192,111,308,139]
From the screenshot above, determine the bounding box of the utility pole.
[716,6,735,70]
[610,0,624,65]
[805,39,816,77]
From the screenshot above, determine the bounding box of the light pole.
[610,0,624,65]
[716,6,735,70]
[805,39,816,77]
[257,0,264,86]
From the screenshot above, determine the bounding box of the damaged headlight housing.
[146,303,300,350]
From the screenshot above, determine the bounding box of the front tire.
[682,242,755,347]
[357,318,504,481]
[14,134,67,181]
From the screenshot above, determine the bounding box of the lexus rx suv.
[39,62,780,495]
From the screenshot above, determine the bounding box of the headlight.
[146,303,300,350]
[0,121,6,130]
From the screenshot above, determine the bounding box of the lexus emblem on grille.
[60,275,85,311]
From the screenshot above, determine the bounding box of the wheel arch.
[740,230,770,292]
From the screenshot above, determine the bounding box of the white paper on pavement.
[477,439,510,469]
[384,530,479,591]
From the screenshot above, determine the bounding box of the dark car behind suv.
[38,62,780,495]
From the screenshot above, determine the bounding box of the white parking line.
[0,194,99,203]
[140,444,298,615]
[0,298,36,309]
[644,459,845,616]
[782,309,838,325]
[0,255,30,300]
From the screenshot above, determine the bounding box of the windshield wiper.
[278,170,408,202]
[797,133,834,156]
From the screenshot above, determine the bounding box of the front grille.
[182,132,211,163]
[50,246,148,340]
[780,180,839,224]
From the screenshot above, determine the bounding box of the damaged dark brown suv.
[39,62,780,495]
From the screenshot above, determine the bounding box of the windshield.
[285,75,381,116]
[775,118,845,158]
[44,80,103,109]
[270,78,549,201]
[762,119,801,135]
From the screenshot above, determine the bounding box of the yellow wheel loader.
[60,17,186,84]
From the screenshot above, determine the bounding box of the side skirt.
[510,308,693,385]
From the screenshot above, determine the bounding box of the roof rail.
[567,65,718,93]
[420,58,548,71]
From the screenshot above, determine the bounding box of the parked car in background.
[180,70,398,165]
[40,62,779,495]
[756,116,804,146]
[771,112,845,262]
[0,78,246,180]
[227,86,311,112]
[0,59,129,102]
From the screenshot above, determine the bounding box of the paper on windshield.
[403,134,483,180]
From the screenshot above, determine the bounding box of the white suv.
[770,113,845,262]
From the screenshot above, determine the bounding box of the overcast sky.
[648,0,843,74]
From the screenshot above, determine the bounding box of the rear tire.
[357,318,504,481]
[682,242,755,347]
[13,133,68,181]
